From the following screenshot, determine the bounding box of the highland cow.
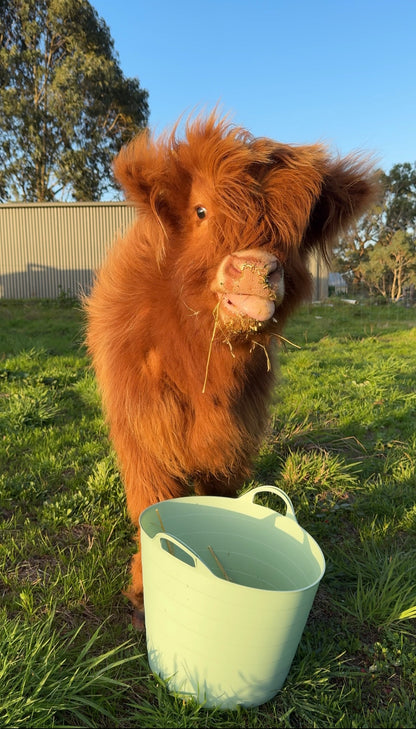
[85,112,376,623]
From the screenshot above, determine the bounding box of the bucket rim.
[150,527,326,593]
[140,488,326,593]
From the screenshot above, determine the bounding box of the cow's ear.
[303,154,379,260]
[113,130,165,206]
[113,131,176,264]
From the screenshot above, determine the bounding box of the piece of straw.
[208,545,232,582]
[271,332,301,349]
[202,302,220,394]
[155,508,174,555]
[250,340,272,371]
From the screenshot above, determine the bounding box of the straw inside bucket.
[144,500,323,592]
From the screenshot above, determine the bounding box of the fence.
[0,202,327,300]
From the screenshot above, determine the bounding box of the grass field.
[1,298,415,728]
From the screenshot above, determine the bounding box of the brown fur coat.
[85,112,376,610]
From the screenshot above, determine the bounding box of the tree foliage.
[0,0,149,201]
[334,163,416,301]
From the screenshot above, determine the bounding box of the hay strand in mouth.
[250,340,272,371]
[202,301,220,394]
[202,302,300,392]
[271,333,301,349]
[250,331,301,371]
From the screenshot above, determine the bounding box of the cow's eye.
[196,206,207,220]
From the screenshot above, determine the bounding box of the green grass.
[1,297,415,728]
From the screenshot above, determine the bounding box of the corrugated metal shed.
[309,250,329,301]
[0,202,328,300]
[0,202,136,299]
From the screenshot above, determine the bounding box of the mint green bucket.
[139,486,325,709]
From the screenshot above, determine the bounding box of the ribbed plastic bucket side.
[140,487,325,708]
[142,531,321,707]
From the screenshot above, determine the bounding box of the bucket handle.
[238,485,298,522]
[153,532,214,577]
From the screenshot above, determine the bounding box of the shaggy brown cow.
[85,112,376,621]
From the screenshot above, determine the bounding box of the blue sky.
[93,0,415,172]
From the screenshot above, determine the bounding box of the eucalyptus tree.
[0,0,149,200]
[334,163,416,300]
